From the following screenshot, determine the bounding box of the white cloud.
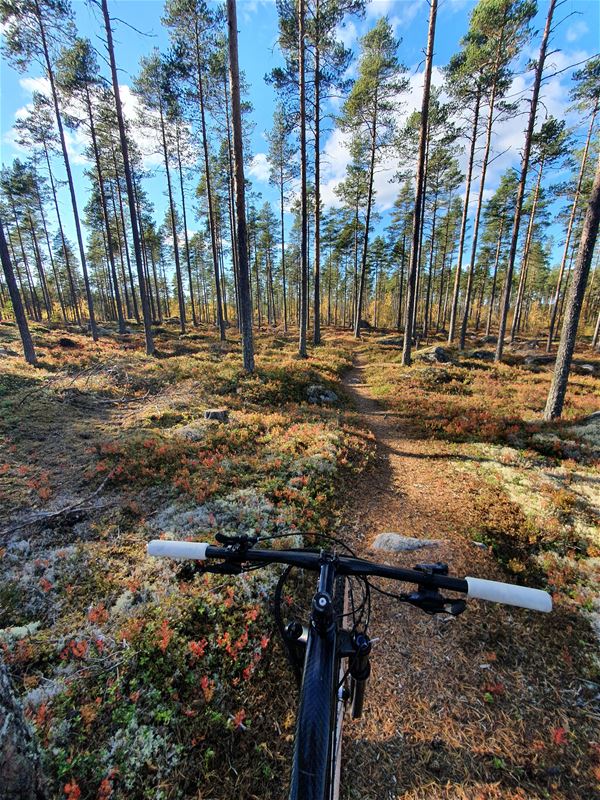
[249,152,271,182]
[366,0,396,18]
[19,76,51,96]
[336,19,358,49]
[566,20,589,43]
[367,0,425,27]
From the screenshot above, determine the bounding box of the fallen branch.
[0,476,111,540]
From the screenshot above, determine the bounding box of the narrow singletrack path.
[337,358,589,800]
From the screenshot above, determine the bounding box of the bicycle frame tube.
[288,559,339,800]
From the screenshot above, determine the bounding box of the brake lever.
[407,589,466,616]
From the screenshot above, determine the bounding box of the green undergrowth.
[0,324,373,800]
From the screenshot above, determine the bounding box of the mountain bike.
[148,534,552,800]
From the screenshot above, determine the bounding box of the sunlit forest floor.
[0,320,598,799]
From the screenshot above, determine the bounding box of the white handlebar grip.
[466,577,552,612]
[147,540,209,561]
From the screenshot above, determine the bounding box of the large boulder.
[306,384,339,405]
[413,345,454,364]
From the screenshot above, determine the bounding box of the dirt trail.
[337,359,590,800]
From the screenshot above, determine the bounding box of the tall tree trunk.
[42,141,80,324]
[495,0,556,362]
[547,105,597,352]
[112,146,141,322]
[459,47,503,350]
[298,0,308,356]
[87,90,126,333]
[0,218,37,365]
[448,88,481,344]
[313,0,321,345]
[544,151,600,419]
[396,234,406,332]
[227,0,254,371]
[423,200,437,338]
[223,73,241,330]
[402,0,437,365]
[34,0,97,339]
[35,184,67,323]
[101,0,154,354]
[28,216,52,319]
[159,106,186,333]
[486,215,505,336]
[9,200,41,321]
[280,174,288,332]
[195,25,225,341]
[175,124,197,326]
[354,109,377,339]
[510,161,543,341]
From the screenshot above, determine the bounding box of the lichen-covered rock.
[371,533,441,552]
[0,660,47,799]
[306,384,339,405]
[413,346,454,364]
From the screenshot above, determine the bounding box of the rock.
[358,319,373,330]
[371,533,441,552]
[524,355,554,366]
[306,384,339,405]
[0,621,41,640]
[204,408,229,422]
[417,367,453,385]
[572,363,595,375]
[172,421,209,441]
[0,660,47,800]
[477,335,497,345]
[377,335,403,347]
[58,336,80,349]
[469,349,494,361]
[471,541,488,550]
[413,345,454,364]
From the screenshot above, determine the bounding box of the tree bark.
[0,218,37,365]
[485,214,505,336]
[313,0,321,345]
[547,106,597,352]
[227,0,254,371]
[544,151,600,419]
[298,0,308,357]
[402,0,437,365]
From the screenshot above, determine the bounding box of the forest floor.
[337,340,600,800]
[0,321,599,800]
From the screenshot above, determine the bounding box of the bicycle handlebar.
[147,540,552,613]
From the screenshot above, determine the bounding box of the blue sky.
[1,0,599,266]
